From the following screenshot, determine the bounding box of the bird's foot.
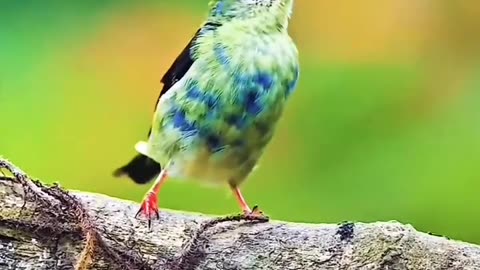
[135,191,160,228]
[242,205,269,221]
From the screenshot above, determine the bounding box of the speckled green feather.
[136,0,299,187]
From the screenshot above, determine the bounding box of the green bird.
[114,0,299,227]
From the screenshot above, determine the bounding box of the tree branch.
[0,158,479,270]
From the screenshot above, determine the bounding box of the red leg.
[233,187,251,214]
[136,169,168,228]
[231,187,268,221]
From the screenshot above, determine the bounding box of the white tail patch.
[135,141,150,156]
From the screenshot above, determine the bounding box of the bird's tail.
[113,154,161,184]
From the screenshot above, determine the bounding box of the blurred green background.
[1,1,479,243]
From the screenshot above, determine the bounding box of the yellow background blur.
[1,1,479,243]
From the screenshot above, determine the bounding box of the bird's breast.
[186,34,298,149]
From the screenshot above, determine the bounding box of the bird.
[114,0,299,227]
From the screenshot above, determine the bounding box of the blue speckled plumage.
[115,0,299,225]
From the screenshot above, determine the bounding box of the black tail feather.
[113,154,161,184]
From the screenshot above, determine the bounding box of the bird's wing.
[154,31,198,109]
[147,22,220,136]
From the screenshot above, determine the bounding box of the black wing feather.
[149,22,221,135]
[161,22,221,94]
[152,28,200,113]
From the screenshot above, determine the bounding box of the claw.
[231,187,269,222]
[136,192,160,228]
[243,205,269,221]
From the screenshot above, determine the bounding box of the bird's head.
[207,0,295,29]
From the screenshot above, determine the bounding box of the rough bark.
[0,159,479,270]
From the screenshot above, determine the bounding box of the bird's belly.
[164,125,269,186]
[168,151,247,186]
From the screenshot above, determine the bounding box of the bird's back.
[143,23,299,185]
